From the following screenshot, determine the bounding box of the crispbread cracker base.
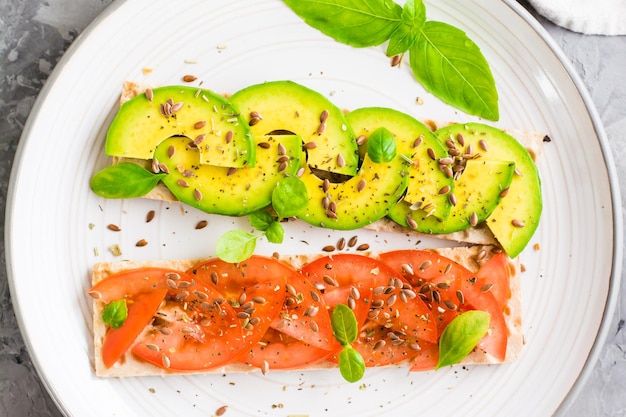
[92,246,522,377]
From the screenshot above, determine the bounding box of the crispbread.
[92,246,522,377]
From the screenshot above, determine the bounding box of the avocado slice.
[229,81,359,176]
[435,123,542,257]
[345,107,454,220]
[297,140,409,230]
[106,86,255,168]
[389,159,515,233]
[153,134,302,216]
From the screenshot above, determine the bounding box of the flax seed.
[107,224,121,232]
[195,220,208,229]
[182,74,197,82]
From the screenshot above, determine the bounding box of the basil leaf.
[436,310,490,369]
[248,210,275,232]
[331,304,359,346]
[338,346,365,383]
[215,230,258,263]
[410,21,499,121]
[272,176,309,219]
[265,221,285,244]
[101,299,128,329]
[366,127,397,163]
[283,0,402,47]
[386,0,425,56]
[90,163,165,199]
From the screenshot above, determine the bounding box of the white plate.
[6,0,622,416]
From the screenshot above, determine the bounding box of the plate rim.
[500,0,623,413]
[4,0,622,415]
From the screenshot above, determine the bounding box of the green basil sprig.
[332,304,365,383]
[90,163,165,199]
[215,177,308,263]
[436,310,490,369]
[282,0,498,120]
[101,299,128,329]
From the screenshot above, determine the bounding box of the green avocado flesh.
[106,86,255,168]
[435,123,542,258]
[229,81,359,176]
[345,107,453,220]
[153,134,302,216]
[297,153,409,230]
[389,159,515,234]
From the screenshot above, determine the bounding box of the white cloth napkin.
[527,0,626,35]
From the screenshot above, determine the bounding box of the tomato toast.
[90,246,522,377]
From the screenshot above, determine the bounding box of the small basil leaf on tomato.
[331,303,359,346]
[90,163,166,199]
[101,299,128,329]
[366,127,397,163]
[436,310,490,369]
[215,230,258,263]
[265,221,285,244]
[272,176,309,219]
[338,346,365,383]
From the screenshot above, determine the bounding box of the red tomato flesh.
[131,272,245,371]
[101,288,167,368]
[378,250,508,364]
[270,273,337,351]
[242,327,336,370]
[188,256,291,352]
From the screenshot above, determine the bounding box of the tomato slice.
[354,271,437,367]
[475,252,512,310]
[378,250,508,363]
[242,327,336,370]
[301,254,389,327]
[89,267,182,302]
[101,288,168,368]
[131,272,245,371]
[270,273,337,351]
[188,256,290,351]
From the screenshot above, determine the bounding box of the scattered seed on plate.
[107,224,121,232]
[195,220,208,229]
[182,74,198,82]
[356,243,369,251]
[136,239,148,247]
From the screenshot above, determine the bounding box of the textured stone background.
[1,1,624,416]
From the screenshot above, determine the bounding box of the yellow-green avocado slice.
[229,81,359,176]
[389,159,515,234]
[297,150,409,230]
[345,107,454,220]
[153,134,302,216]
[106,86,255,168]
[435,123,542,258]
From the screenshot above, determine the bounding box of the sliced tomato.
[101,289,168,368]
[301,254,390,327]
[188,256,290,351]
[378,250,508,362]
[131,273,245,371]
[242,327,336,370]
[354,271,437,367]
[270,273,337,351]
[408,342,440,372]
[89,267,183,302]
[475,252,512,310]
